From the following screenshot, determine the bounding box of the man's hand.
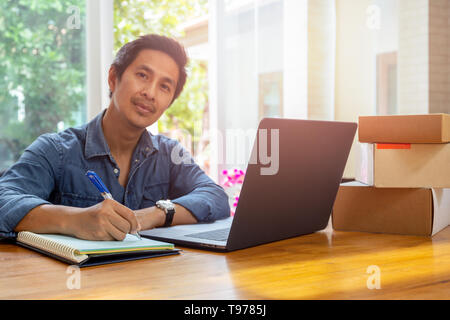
[15,201,195,240]
[67,199,140,241]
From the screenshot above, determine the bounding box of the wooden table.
[1,223,449,300]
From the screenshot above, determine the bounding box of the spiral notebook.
[16,231,180,267]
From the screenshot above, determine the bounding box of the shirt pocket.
[141,182,170,208]
[59,192,105,208]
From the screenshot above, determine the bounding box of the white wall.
[283,0,308,119]
[398,0,429,115]
[223,29,259,132]
[374,0,399,54]
[335,0,377,178]
[307,0,336,121]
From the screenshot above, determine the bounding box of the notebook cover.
[17,241,180,267]
[79,249,181,267]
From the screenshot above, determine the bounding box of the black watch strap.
[163,208,175,227]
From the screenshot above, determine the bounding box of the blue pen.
[86,170,141,240]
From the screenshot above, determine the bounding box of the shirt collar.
[85,109,160,160]
[138,127,160,157]
[84,109,110,159]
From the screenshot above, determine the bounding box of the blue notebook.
[16,231,180,267]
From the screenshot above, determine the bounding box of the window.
[209,0,295,183]
[0,0,87,171]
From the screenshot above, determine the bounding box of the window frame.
[86,0,114,120]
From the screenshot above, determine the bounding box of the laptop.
[140,118,357,251]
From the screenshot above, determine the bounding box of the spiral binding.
[17,231,87,263]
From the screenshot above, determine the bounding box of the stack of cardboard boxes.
[332,114,450,236]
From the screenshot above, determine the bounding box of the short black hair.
[109,34,188,104]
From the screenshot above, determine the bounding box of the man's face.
[109,49,180,129]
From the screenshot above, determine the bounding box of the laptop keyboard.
[185,228,230,242]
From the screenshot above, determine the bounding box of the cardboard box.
[332,182,450,236]
[358,113,450,143]
[355,142,450,188]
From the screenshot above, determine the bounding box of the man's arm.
[0,134,57,238]
[15,200,140,241]
[167,140,230,223]
[133,140,230,231]
[0,134,139,240]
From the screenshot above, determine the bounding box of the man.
[0,34,230,240]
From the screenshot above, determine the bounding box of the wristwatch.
[156,199,176,227]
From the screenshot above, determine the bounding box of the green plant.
[0,0,86,167]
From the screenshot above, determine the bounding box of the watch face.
[158,200,175,210]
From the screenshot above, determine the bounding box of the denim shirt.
[0,110,230,238]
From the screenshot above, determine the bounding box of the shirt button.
[113,168,119,174]
[135,159,139,163]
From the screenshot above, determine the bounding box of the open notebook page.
[34,233,174,254]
